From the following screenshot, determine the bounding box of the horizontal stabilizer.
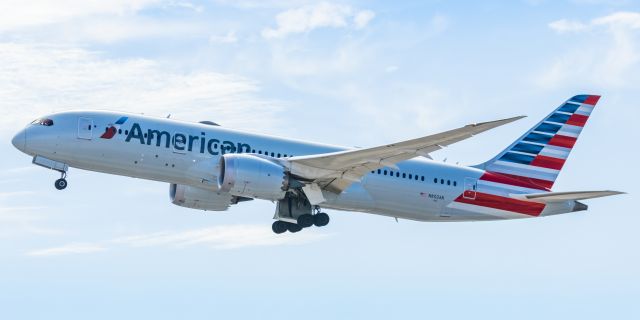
[511,190,625,203]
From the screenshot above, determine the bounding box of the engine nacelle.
[170,183,236,211]
[218,154,288,201]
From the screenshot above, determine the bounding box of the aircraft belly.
[324,176,443,221]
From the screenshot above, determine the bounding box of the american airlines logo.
[114,120,252,156]
[100,116,128,139]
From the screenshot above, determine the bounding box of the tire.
[272,221,288,234]
[287,223,303,233]
[54,178,67,190]
[313,212,330,227]
[296,214,314,228]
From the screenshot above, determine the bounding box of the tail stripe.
[558,103,581,113]
[524,132,553,144]
[512,142,544,154]
[548,135,577,148]
[488,161,558,180]
[478,94,600,190]
[566,114,589,127]
[480,171,552,191]
[547,113,571,124]
[454,192,545,216]
[530,155,565,170]
[500,152,535,164]
[535,123,562,134]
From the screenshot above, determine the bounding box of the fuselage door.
[463,177,477,200]
[77,117,93,140]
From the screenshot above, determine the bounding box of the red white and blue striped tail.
[476,94,600,191]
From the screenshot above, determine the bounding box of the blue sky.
[0,1,638,319]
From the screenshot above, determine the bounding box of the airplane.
[11,94,623,234]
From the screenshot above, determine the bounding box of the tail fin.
[476,94,601,191]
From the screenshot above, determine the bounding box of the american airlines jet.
[11,95,623,233]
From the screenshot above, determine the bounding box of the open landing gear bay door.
[283,116,525,194]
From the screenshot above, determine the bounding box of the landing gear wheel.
[313,212,330,227]
[297,214,314,228]
[54,178,67,190]
[272,221,288,234]
[286,223,303,233]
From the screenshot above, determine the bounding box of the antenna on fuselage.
[166,114,171,118]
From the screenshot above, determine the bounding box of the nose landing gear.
[31,156,69,191]
[54,172,68,190]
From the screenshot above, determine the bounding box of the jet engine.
[170,183,250,211]
[218,154,288,201]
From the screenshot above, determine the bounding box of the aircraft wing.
[512,190,625,203]
[286,116,525,194]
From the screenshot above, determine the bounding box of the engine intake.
[218,154,288,201]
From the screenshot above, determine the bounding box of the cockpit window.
[31,118,54,126]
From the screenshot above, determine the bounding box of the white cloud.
[549,12,640,34]
[112,225,327,249]
[27,243,107,257]
[209,30,238,44]
[592,11,640,28]
[262,2,375,39]
[0,43,284,137]
[27,225,328,256]
[354,10,375,29]
[0,0,162,32]
[0,191,34,199]
[0,205,65,238]
[548,19,589,33]
[539,11,640,87]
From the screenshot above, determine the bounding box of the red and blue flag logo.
[100,117,128,139]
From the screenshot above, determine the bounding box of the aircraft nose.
[11,129,26,152]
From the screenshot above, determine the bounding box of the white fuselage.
[12,110,576,222]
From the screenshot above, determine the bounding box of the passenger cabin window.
[31,118,54,126]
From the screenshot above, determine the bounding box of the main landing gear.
[54,171,68,190]
[271,208,330,234]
